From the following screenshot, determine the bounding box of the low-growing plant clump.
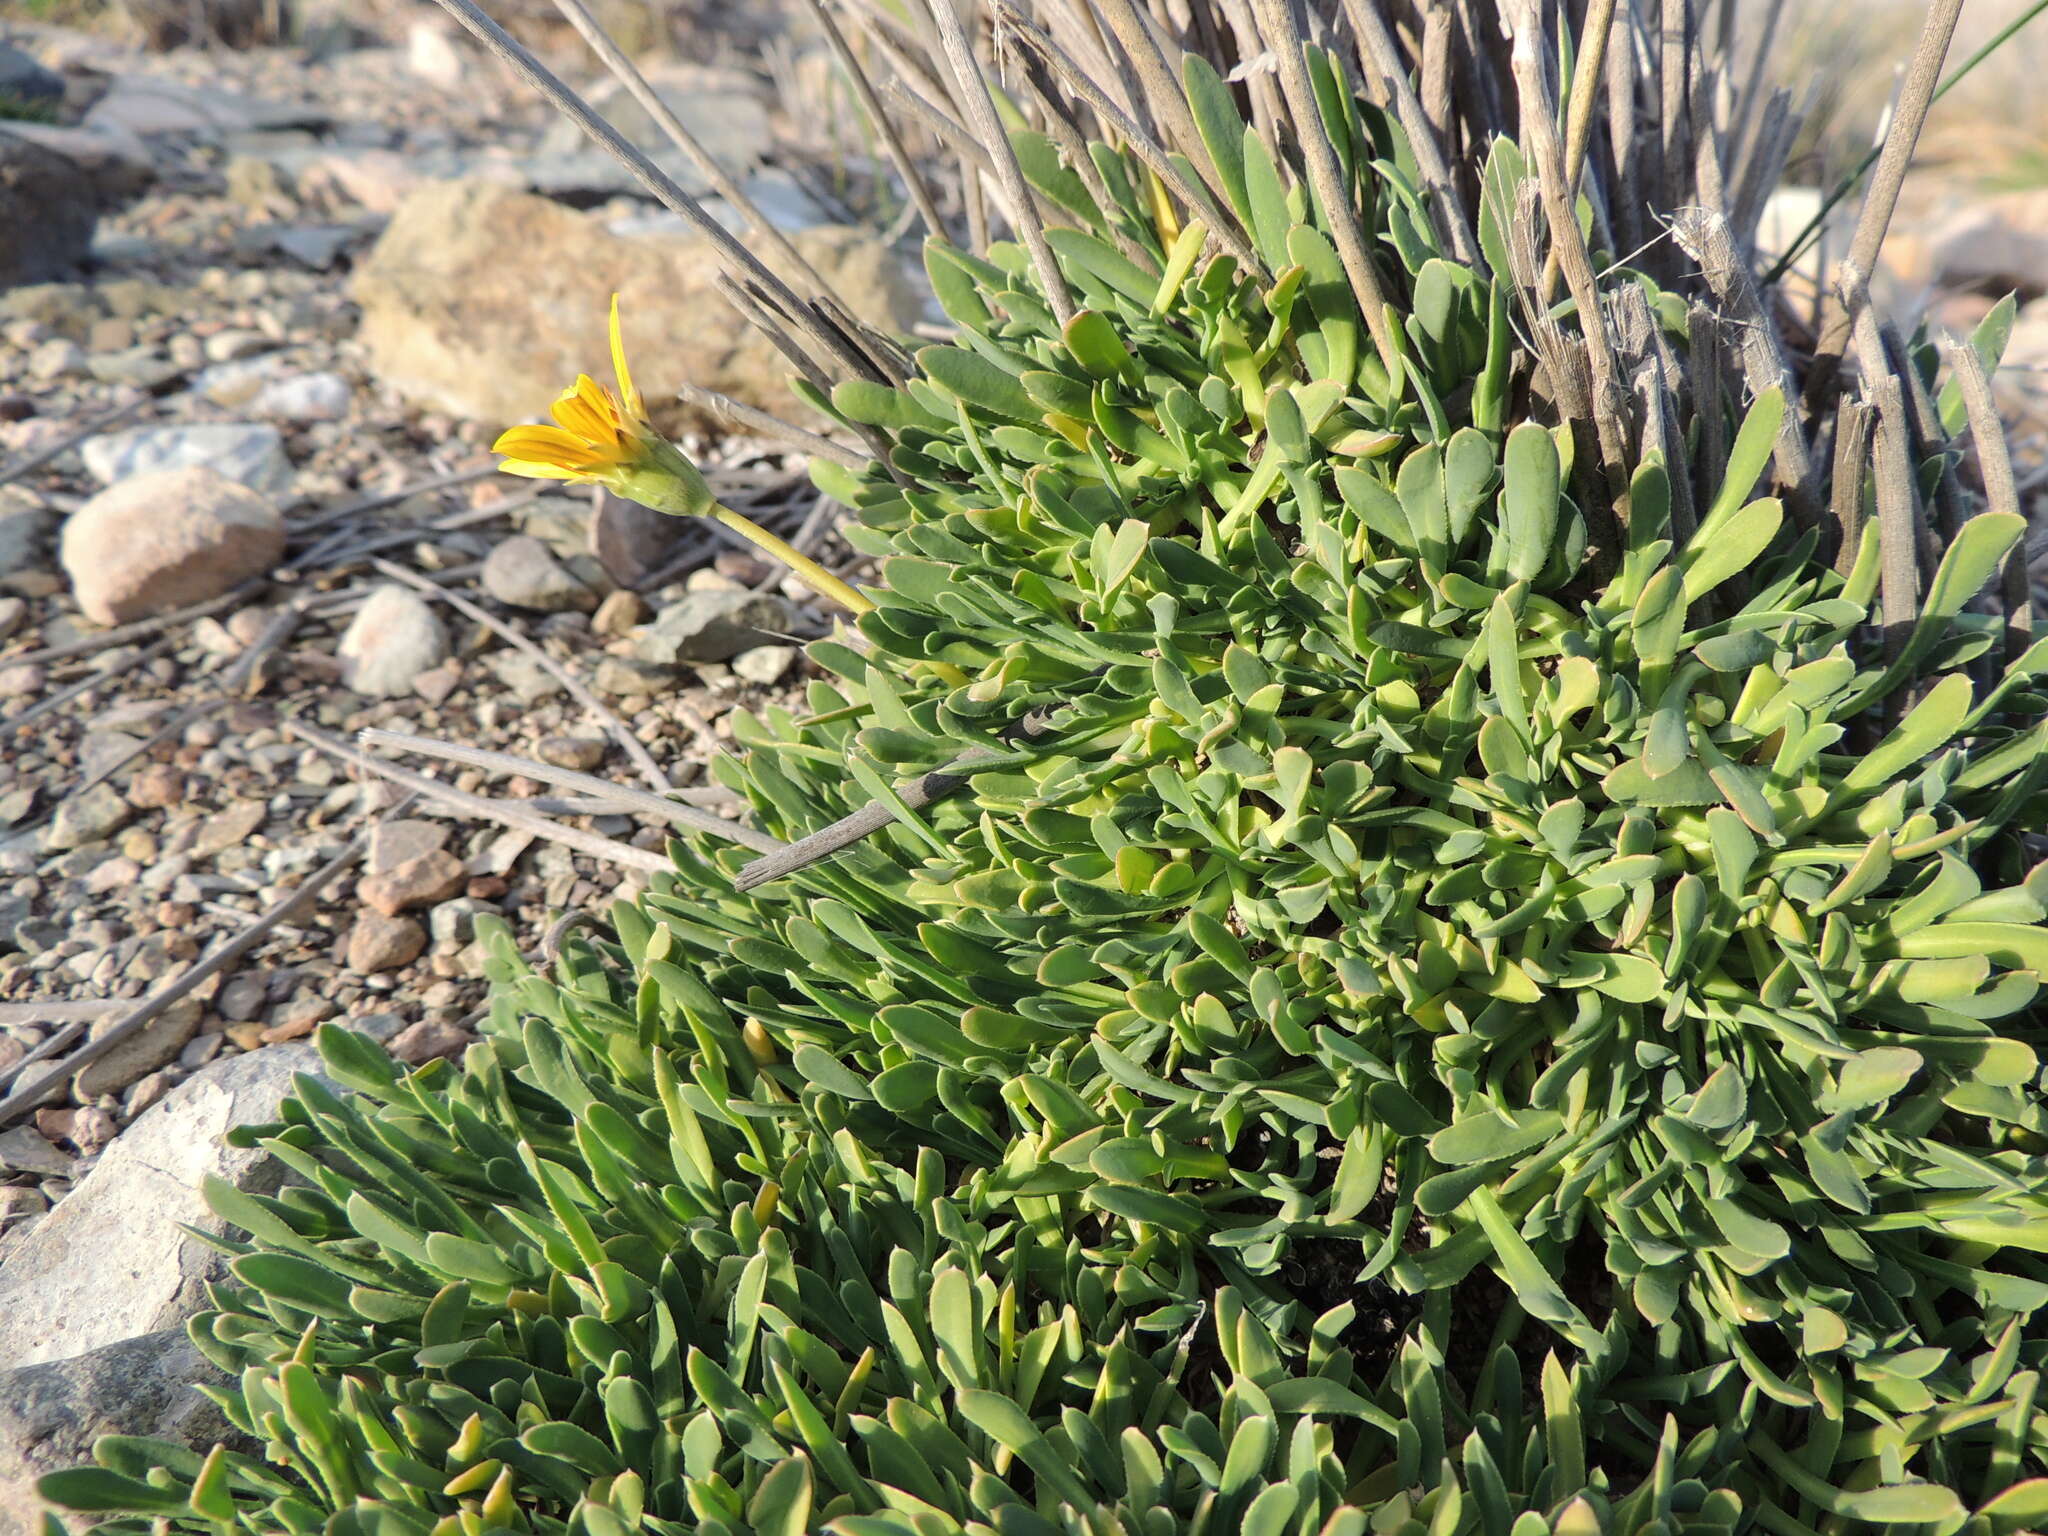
[44,0,2048,1532]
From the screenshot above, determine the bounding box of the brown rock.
[0,1185,47,1225]
[351,179,925,426]
[68,1108,119,1157]
[346,912,425,973]
[357,849,466,916]
[592,587,644,638]
[125,763,185,810]
[74,998,202,1100]
[60,467,283,626]
[536,735,606,772]
[590,490,679,589]
[1929,188,2048,300]
[386,1018,473,1066]
[368,818,448,873]
[189,799,266,859]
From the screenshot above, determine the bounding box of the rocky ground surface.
[0,4,925,1329]
[1,1,2047,1527]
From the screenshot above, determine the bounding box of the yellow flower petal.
[494,422,583,453]
[609,293,645,423]
[550,387,622,450]
[495,424,603,467]
[497,458,590,481]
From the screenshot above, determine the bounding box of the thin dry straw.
[1091,0,1233,211]
[1671,206,1819,528]
[1561,0,1620,195]
[0,803,414,1125]
[1867,375,1923,668]
[1602,0,1641,258]
[292,720,681,872]
[674,382,871,469]
[1803,0,1964,411]
[1249,0,1401,371]
[358,729,783,851]
[924,0,1079,328]
[1726,0,1786,185]
[1507,2,1629,503]
[1541,0,1621,301]
[1687,304,1726,529]
[886,75,1005,184]
[1212,0,1283,142]
[734,707,1063,891]
[427,0,883,390]
[1764,0,2048,287]
[1728,85,1798,253]
[546,0,834,300]
[1337,0,1481,271]
[1419,6,1452,152]
[798,0,947,242]
[1828,398,1874,580]
[1943,334,2033,665]
[992,0,1263,272]
[1842,300,1925,668]
[1657,0,1690,215]
[1047,0,1148,128]
[1008,44,1161,270]
[1882,316,1970,549]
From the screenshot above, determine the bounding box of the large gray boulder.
[0,1329,235,1536]
[0,1043,323,1368]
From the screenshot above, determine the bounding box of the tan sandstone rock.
[59,465,283,626]
[350,178,925,427]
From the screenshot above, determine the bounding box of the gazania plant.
[496,295,872,614]
[47,0,2048,1533]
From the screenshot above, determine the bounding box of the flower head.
[493,295,714,517]
[493,295,874,616]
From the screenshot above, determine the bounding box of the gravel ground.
[0,9,852,1253]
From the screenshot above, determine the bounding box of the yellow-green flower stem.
[605,439,969,682]
[711,504,873,616]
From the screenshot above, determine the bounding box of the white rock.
[250,370,351,422]
[84,75,322,138]
[26,338,85,380]
[733,643,797,685]
[80,423,293,496]
[61,466,284,625]
[202,328,270,363]
[407,18,468,85]
[338,584,450,696]
[0,1042,328,1367]
[195,351,295,407]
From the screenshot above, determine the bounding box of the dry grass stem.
[368,558,674,797]
[289,721,677,875]
[0,798,415,1125]
[1804,0,1965,411]
[357,727,785,853]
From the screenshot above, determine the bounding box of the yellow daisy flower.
[493,296,871,615]
[493,294,706,513]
